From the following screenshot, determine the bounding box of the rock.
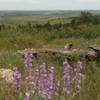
[86,51,97,61]
[88,45,100,53]
[88,45,100,50]
[87,45,100,60]
[0,68,13,83]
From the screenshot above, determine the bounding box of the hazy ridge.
[0,10,100,16]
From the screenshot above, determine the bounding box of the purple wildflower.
[74,61,84,93]
[63,59,72,96]
[13,66,21,90]
[63,59,72,74]
[24,52,33,100]
[25,75,33,82]
[24,52,33,69]
[47,65,54,99]
[25,91,31,100]
[38,63,48,98]
[76,61,83,73]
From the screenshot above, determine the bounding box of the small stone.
[0,68,13,83]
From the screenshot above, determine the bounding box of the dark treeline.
[71,11,100,25]
[17,11,100,30]
[16,22,70,31]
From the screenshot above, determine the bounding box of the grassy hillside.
[0,11,100,100]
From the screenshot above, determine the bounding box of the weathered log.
[17,48,78,58]
[86,51,97,61]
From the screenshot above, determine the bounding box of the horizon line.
[0,9,100,11]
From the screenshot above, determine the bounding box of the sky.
[0,0,100,10]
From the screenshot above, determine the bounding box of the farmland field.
[0,10,100,100]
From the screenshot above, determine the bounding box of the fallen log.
[17,48,78,57]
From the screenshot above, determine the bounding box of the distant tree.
[44,21,51,30]
[71,11,100,25]
[79,11,93,23]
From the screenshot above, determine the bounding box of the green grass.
[0,15,72,25]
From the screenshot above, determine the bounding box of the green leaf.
[18,91,23,100]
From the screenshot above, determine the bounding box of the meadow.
[0,11,100,100]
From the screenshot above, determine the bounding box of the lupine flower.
[24,52,33,100]
[74,61,84,93]
[24,52,33,69]
[13,66,21,90]
[25,91,31,100]
[25,75,33,82]
[12,53,84,99]
[38,63,48,98]
[63,59,72,96]
[47,65,54,99]
[24,75,32,100]
[76,61,83,73]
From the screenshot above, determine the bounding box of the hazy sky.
[0,0,100,10]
